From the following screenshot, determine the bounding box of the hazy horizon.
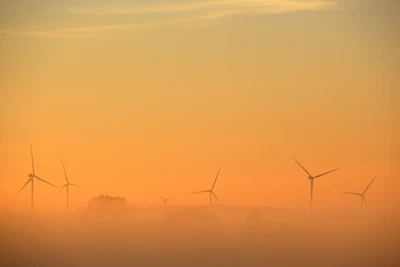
[1,1,399,265]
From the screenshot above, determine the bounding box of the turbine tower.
[156,194,173,206]
[192,167,222,207]
[54,158,83,215]
[341,175,377,208]
[17,146,58,211]
[293,158,338,209]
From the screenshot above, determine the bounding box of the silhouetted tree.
[86,194,134,219]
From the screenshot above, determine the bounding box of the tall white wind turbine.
[293,158,338,209]
[192,167,222,207]
[342,175,377,208]
[156,194,174,206]
[54,158,83,215]
[17,146,58,211]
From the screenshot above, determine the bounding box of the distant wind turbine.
[192,167,222,207]
[342,175,377,208]
[293,158,338,209]
[156,194,174,206]
[17,146,58,211]
[54,158,83,215]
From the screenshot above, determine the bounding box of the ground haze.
[1,205,399,267]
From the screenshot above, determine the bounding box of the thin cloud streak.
[0,0,340,38]
[59,17,200,33]
[66,0,338,15]
[61,0,339,32]
[65,0,234,15]
[0,29,98,39]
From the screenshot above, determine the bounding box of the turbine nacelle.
[28,173,34,178]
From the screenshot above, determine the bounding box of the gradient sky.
[0,0,399,213]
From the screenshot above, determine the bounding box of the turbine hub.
[28,173,34,178]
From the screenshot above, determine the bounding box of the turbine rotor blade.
[156,193,166,201]
[30,145,35,176]
[341,191,361,196]
[34,176,58,188]
[313,168,339,178]
[166,195,174,201]
[211,166,221,190]
[17,178,32,195]
[362,196,369,207]
[68,183,83,188]
[212,192,221,204]
[192,190,210,194]
[60,158,68,183]
[293,158,312,177]
[363,175,377,195]
[53,184,67,199]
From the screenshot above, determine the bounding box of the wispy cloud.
[65,0,233,15]
[0,29,99,38]
[66,0,338,15]
[1,0,340,38]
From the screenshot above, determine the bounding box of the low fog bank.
[1,204,400,267]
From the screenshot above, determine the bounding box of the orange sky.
[0,0,399,213]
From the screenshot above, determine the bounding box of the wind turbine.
[17,146,58,211]
[293,158,338,209]
[342,175,377,208]
[192,167,222,207]
[156,194,174,206]
[54,158,83,215]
